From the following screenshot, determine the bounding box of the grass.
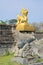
[0,54,22,65]
[0,53,43,65]
[36,59,43,63]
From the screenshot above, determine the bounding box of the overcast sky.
[0,0,43,23]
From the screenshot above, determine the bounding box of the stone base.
[11,57,28,65]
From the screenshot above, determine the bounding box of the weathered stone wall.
[0,44,14,56]
[0,24,16,56]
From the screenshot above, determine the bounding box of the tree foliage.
[31,22,43,32]
[9,19,17,24]
[0,20,6,24]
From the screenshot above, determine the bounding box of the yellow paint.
[16,8,35,32]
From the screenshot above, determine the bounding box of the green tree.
[0,20,6,24]
[9,19,17,24]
